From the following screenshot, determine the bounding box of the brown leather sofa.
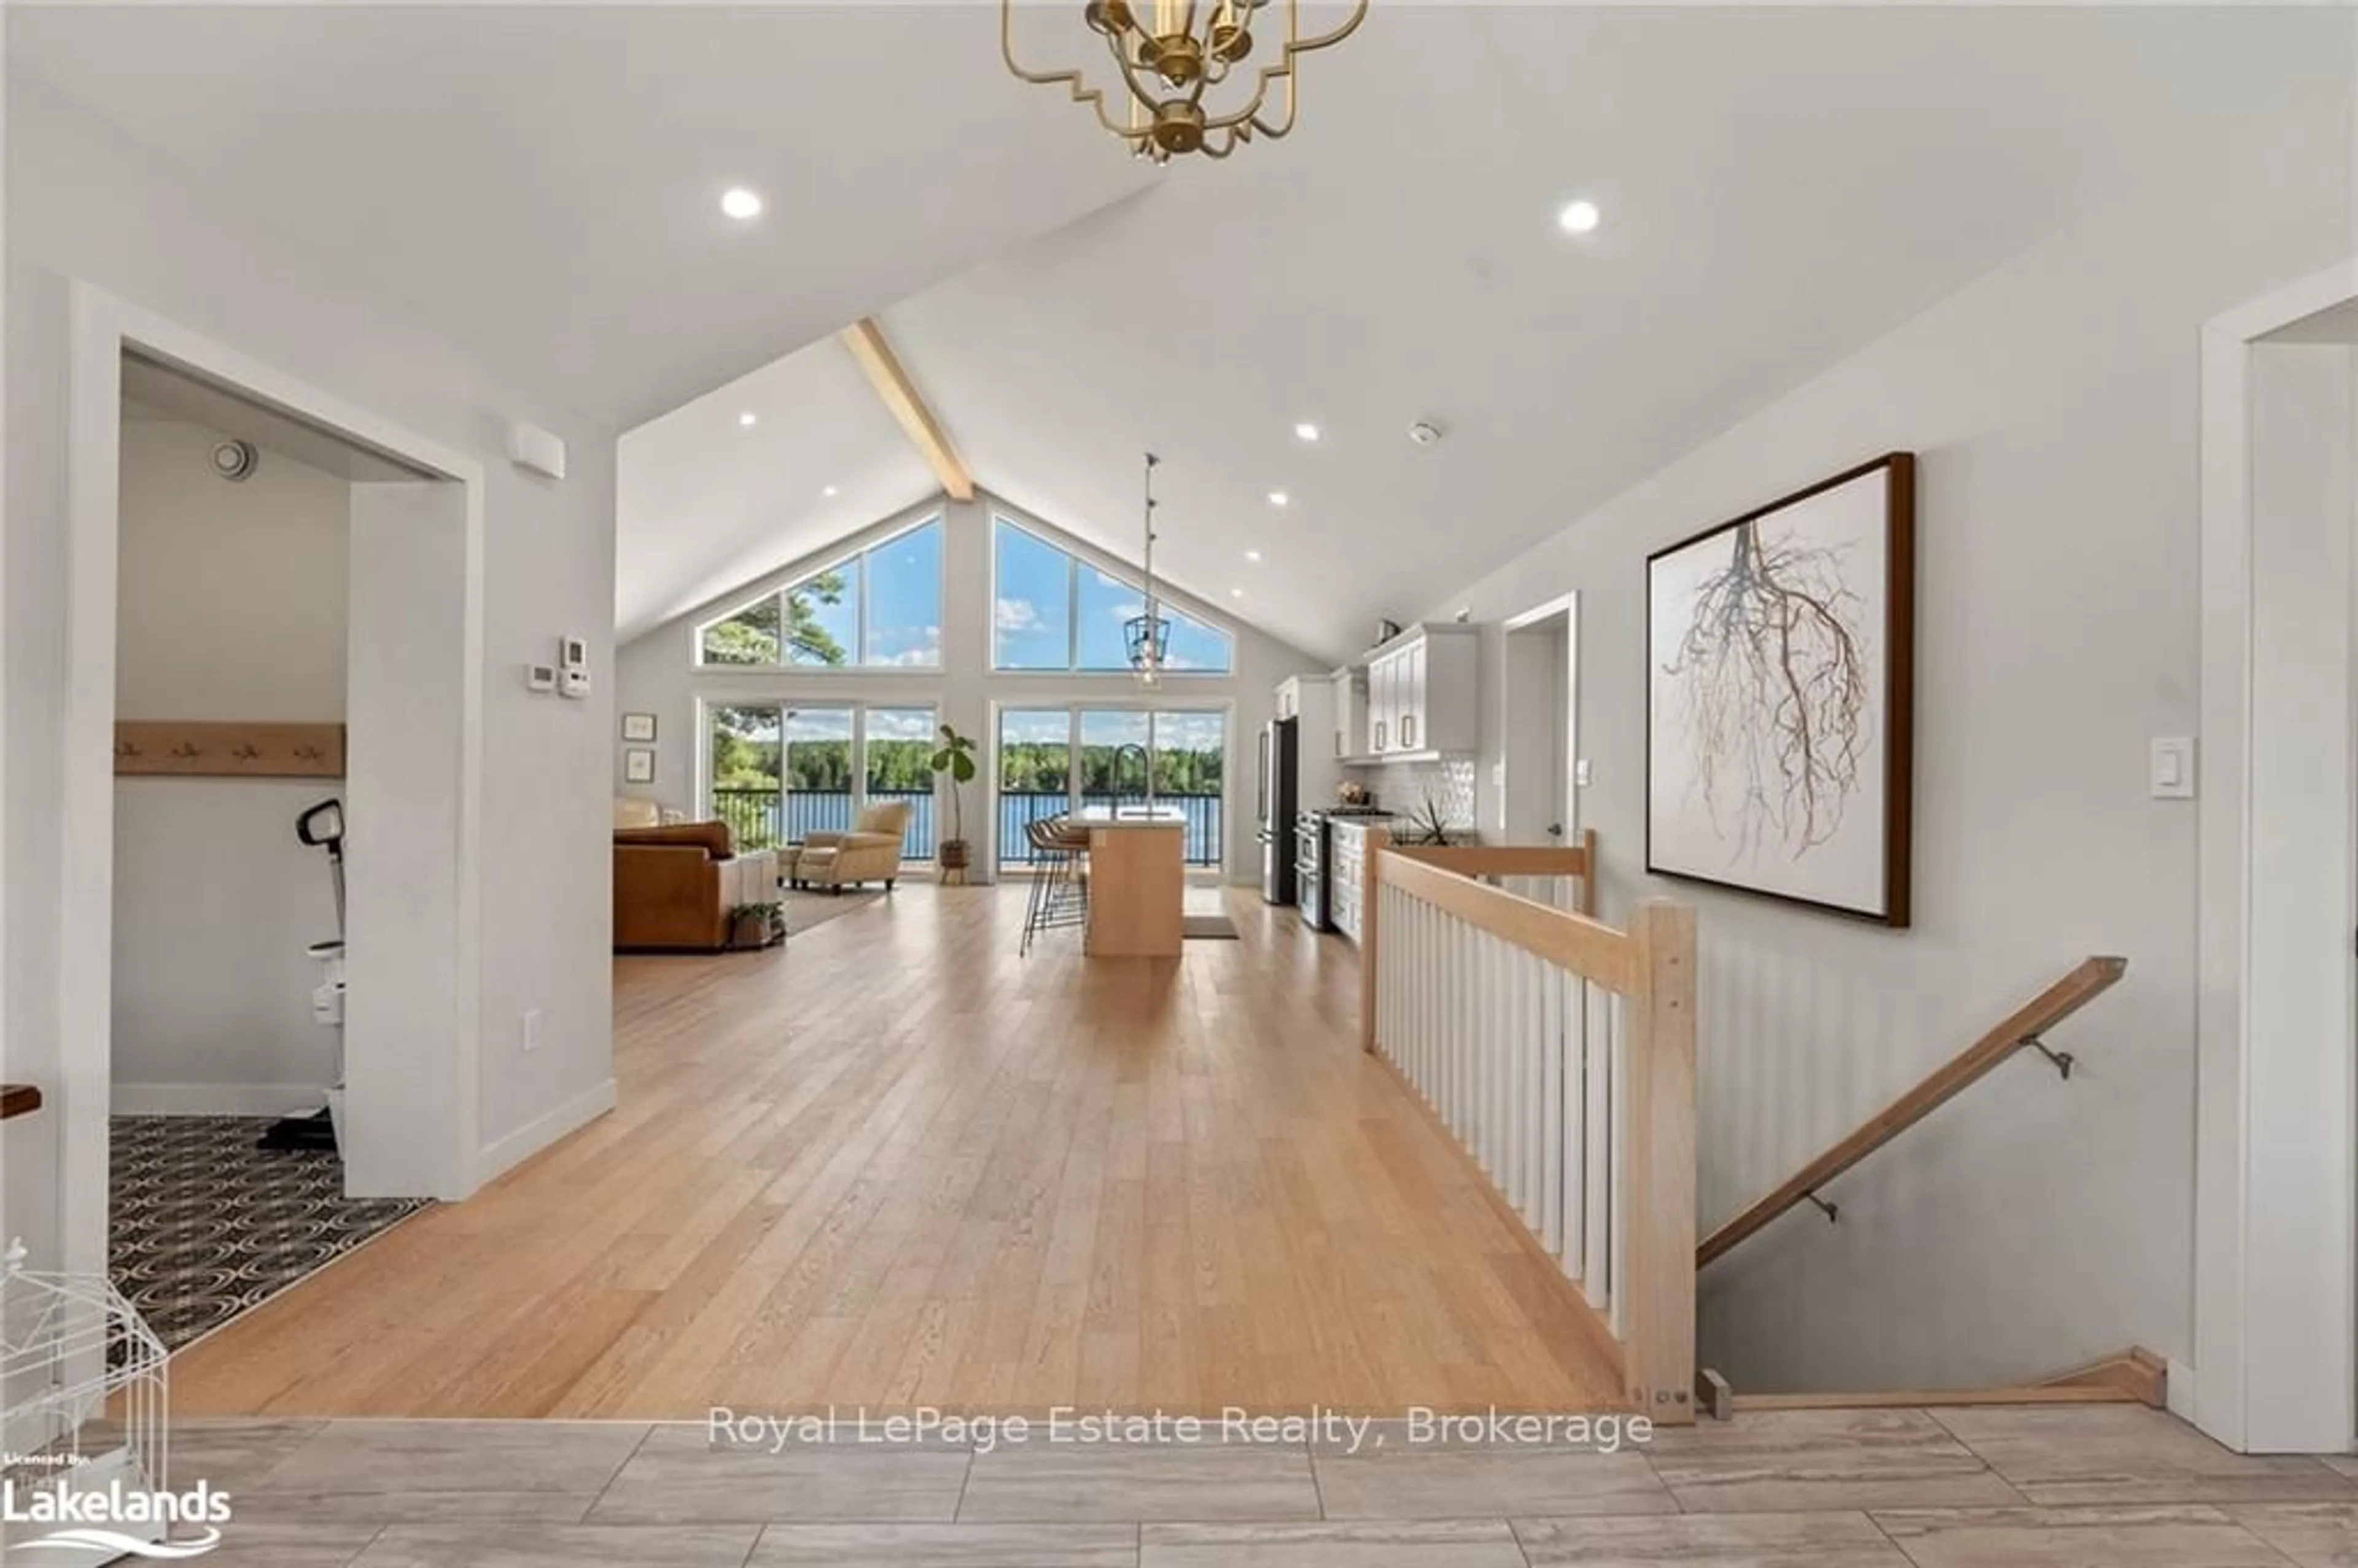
[613,821,779,952]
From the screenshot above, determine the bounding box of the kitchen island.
[1076,805,1186,957]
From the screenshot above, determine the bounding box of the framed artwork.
[624,747,656,785]
[621,712,657,742]
[1646,452,1915,926]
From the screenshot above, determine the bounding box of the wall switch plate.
[522,1008,543,1052]
[1575,758,1593,788]
[2150,737,2196,799]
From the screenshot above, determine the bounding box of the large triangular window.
[992,517,1234,674]
[697,517,943,669]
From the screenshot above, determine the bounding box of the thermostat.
[523,663,558,693]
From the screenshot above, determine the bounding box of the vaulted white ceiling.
[15,6,2344,666]
[6,5,1154,427]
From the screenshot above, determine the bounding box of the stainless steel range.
[1299,806,1393,932]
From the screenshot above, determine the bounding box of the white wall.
[617,490,1329,885]
[4,71,619,1266]
[110,416,349,1112]
[1415,84,2352,1392]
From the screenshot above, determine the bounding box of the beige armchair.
[791,801,914,891]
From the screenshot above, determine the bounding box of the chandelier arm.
[1282,0,1369,55]
[1001,0,1148,139]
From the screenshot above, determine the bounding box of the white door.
[1501,595,1580,907]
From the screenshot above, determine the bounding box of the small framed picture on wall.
[621,712,658,742]
[624,748,656,784]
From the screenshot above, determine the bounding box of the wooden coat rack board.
[114,721,346,779]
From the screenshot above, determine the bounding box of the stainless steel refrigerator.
[1257,717,1300,904]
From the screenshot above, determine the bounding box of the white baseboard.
[2167,1356,2198,1424]
[475,1077,617,1187]
[112,1082,324,1117]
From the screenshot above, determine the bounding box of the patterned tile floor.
[110,1116,428,1353]
[34,1405,2357,1566]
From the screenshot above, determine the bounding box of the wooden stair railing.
[1,1084,44,1120]
[1697,956,2127,1270]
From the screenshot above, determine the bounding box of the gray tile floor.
[87,1406,2358,1565]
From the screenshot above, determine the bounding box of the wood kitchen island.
[1077,805,1186,957]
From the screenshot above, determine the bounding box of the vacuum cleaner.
[259,798,347,1154]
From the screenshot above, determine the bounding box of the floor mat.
[109,1116,429,1353]
[1181,914,1240,940]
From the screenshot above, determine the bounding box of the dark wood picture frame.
[1644,452,1916,926]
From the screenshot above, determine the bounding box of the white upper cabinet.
[1361,623,1477,756]
[1330,669,1363,759]
[1274,675,1304,721]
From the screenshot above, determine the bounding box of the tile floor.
[83,1405,2358,1566]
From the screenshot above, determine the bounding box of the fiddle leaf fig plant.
[930,724,979,860]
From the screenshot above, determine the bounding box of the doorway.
[56,289,488,1319]
[2193,258,2358,1454]
[1501,594,1581,905]
[106,355,445,1349]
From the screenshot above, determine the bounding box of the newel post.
[1360,826,1390,1054]
[1624,898,1698,1424]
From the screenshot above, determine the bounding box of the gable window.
[992,517,1234,674]
[698,516,943,669]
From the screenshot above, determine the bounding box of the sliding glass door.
[995,705,1226,871]
[706,702,936,861]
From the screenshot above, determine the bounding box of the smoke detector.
[1407,420,1444,447]
[209,439,259,482]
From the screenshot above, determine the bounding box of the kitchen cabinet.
[1274,677,1303,721]
[1330,820,1372,943]
[1330,669,1363,759]
[1363,623,1478,757]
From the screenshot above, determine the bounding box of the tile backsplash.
[1340,756,1478,829]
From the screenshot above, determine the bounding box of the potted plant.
[729,901,785,950]
[930,724,979,884]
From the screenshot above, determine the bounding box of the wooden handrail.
[1,1084,43,1121]
[1697,956,2127,1269]
[1390,828,1600,916]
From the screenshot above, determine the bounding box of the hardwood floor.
[165,885,1624,1418]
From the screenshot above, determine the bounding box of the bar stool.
[1021,817,1091,955]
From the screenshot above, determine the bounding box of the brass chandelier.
[1002,0,1371,163]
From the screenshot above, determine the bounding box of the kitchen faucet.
[1109,742,1155,815]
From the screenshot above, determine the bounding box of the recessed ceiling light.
[1557,198,1601,235]
[1231,588,1246,599]
[1294,422,1320,443]
[720,187,765,220]
[1245,549,1263,562]
[1268,490,1290,507]
[822,485,839,497]
[737,411,758,427]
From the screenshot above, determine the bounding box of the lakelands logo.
[2,1478,232,1559]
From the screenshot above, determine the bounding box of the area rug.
[109,1116,429,1353]
[782,887,884,936]
[1181,914,1240,940]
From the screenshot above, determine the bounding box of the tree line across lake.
[713,728,1223,798]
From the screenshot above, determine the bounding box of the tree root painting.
[1662,516,1869,862]
[1646,452,1913,926]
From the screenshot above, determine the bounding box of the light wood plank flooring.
[99,1404,2358,1566]
[165,885,1624,1417]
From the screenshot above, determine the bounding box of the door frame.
[58,284,488,1286]
[2193,255,2358,1453]
[1500,592,1582,850]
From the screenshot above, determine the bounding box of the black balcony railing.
[710,788,1223,868]
[710,788,936,859]
[997,791,1224,868]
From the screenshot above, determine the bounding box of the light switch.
[2150,737,2195,800]
[1575,759,1593,788]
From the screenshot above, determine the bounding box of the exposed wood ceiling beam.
[839,317,975,502]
